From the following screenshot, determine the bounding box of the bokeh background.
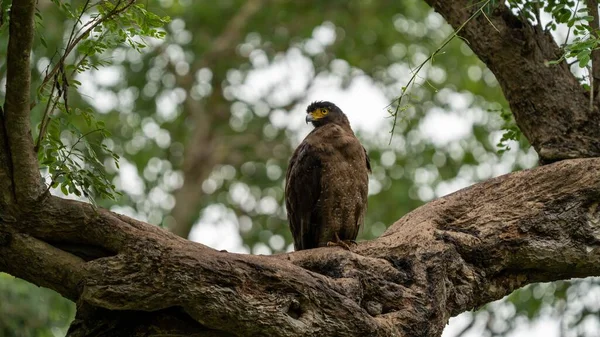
[0,0,599,336]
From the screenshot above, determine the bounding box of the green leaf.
[60,183,68,195]
[578,50,591,68]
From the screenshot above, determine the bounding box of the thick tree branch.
[0,232,84,300]
[424,1,600,162]
[1,158,599,336]
[378,158,600,315]
[4,0,43,202]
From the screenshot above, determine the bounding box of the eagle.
[285,101,371,251]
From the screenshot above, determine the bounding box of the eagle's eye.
[320,108,328,115]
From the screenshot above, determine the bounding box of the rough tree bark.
[423,0,600,162]
[1,1,599,337]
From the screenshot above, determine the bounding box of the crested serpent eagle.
[285,101,371,251]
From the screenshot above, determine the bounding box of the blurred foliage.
[0,0,597,336]
[449,278,600,337]
[0,273,75,337]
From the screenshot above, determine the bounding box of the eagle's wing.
[348,145,370,238]
[285,142,322,250]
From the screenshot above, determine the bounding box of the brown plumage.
[285,101,371,251]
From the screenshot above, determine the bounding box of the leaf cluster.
[32,1,169,204]
[37,105,120,203]
[492,107,520,154]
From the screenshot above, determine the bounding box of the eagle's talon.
[327,234,353,250]
[327,240,351,250]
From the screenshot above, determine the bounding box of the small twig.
[66,0,92,51]
[388,0,493,143]
[33,0,135,151]
[34,82,59,152]
[42,128,103,196]
[565,0,581,45]
[533,0,543,27]
[52,0,92,122]
[31,0,135,111]
[480,10,500,32]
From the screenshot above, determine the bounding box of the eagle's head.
[305,101,349,127]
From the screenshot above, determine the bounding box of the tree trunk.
[1,1,600,337]
[168,0,266,238]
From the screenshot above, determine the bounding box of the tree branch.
[33,0,136,108]
[0,107,13,206]
[169,0,265,238]
[0,232,84,300]
[1,158,599,336]
[3,0,43,202]
[199,0,265,67]
[424,0,600,162]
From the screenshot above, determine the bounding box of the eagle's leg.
[326,233,354,250]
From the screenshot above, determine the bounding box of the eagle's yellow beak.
[305,109,327,123]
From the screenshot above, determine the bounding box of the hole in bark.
[383,256,414,286]
[71,305,228,336]
[287,299,303,319]
[299,258,344,278]
[47,241,116,261]
[363,301,383,316]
